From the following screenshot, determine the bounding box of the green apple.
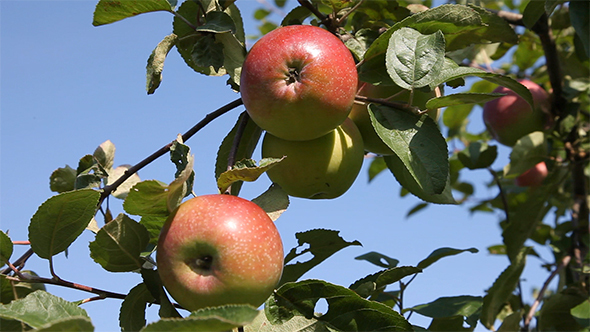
[240,25,358,141]
[515,161,548,187]
[349,81,440,155]
[483,79,550,146]
[156,194,284,311]
[262,118,364,199]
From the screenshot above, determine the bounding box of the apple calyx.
[190,255,214,272]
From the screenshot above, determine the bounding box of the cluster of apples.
[483,79,551,187]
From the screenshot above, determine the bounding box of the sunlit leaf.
[417,247,478,269]
[217,158,283,194]
[251,184,289,222]
[93,0,173,26]
[146,34,177,94]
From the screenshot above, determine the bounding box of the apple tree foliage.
[1,0,589,331]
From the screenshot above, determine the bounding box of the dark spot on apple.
[286,67,301,85]
[189,255,213,272]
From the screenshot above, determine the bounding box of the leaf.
[497,311,522,332]
[246,310,335,332]
[49,165,77,193]
[196,11,235,33]
[93,140,116,170]
[267,279,413,331]
[281,6,312,26]
[142,305,259,331]
[167,139,195,212]
[538,287,589,331]
[570,1,590,57]
[123,180,170,218]
[354,251,399,269]
[89,214,150,272]
[442,104,474,131]
[75,155,108,190]
[217,158,283,194]
[408,296,483,328]
[571,299,590,328]
[369,104,449,195]
[1,271,46,304]
[216,32,246,89]
[1,231,13,267]
[107,165,141,199]
[522,0,546,28]
[280,229,362,285]
[480,247,528,329]
[139,215,168,245]
[251,184,289,222]
[427,316,469,331]
[0,290,89,329]
[384,153,456,204]
[120,283,156,332]
[146,34,177,94]
[28,189,100,259]
[417,247,478,269]
[93,0,172,26]
[191,34,225,72]
[140,269,181,318]
[425,93,504,109]
[503,131,548,177]
[35,316,94,332]
[457,142,498,170]
[349,266,422,298]
[215,112,263,196]
[386,28,446,90]
[368,156,387,182]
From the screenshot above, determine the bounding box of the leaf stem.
[488,167,510,224]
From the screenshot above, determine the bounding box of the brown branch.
[355,95,419,114]
[1,248,34,275]
[99,98,243,206]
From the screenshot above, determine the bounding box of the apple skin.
[349,82,439,155]
[515,162,548,187]
[483,79,550,147]
[262,118,364,199]
[156,194,284,311]
[240,25,358,141]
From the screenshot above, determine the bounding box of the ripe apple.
[515,161,548,187]
[348,81,440,155]
[262,118,364,199]
[156,194,284,311]
[240,25,358,141]
[483,79,550,146]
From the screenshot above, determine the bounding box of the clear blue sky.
[1,1,551,331]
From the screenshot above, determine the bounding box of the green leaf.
[369,104,449,195]
[49,165,77,193]
[267,279,413,331]
[539,287,589,331]
[75,155,108,190]
[571,299,590,328]
[425,93,504,109]
[349,266,422,298]
[140,269,181,319]
[522,0,545,28]
[123,180,170,218]
[417,247,478,269]
[354,251,399,269]
[89,214,150,272]
[408,296,482,328]
[280,229,362,285]
[35,316,94,332]
[215,112,263,196]
[368,156,387,182]
[503,132,547,177]
[427,316,469,331]
[480,247,528,329]
[215,32,246,89]
[384,152,456,204]
[497,311,522,332]
[251,184,289,222]
[139,215,167,245]
[191,34,225,72]
[146,34,177,94]
[196,11,235,33]
[570,1,590,57]
[281,6,312,26]
[1,271,46,304]
[246,311,335,332]
[93,0,172,26]
[28,189,100,259]
[167,139,194,212]
[1,231,13,267]
[0,290,89,329]
[386,28,446,90]
[93,140,116,170]
[457,142,498,170]
[442,104,474,131]
[217,158,283,194]
[120,283,156,332]
[142,305,258,331]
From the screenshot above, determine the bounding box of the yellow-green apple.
[515,161,548,187]
[349,81,440,155]
[240,25,358,141]
[156,194,284,311]
[262,118,364,199]
[483,79,551,146]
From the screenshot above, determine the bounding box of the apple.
[262,118,364,199]
[515,161,548,187]
[156,194,284,311]
[483,79,551,146]
[348,81,440,155]
[240,25,358,141]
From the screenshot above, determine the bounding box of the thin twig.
[227,112,250,172]
[1,248,34,275]
[355,95,418,113]
[488,168,510,224]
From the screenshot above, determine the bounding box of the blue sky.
[1,1,552,331]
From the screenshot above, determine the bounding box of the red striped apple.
[156,195,284,311]
[240,25,358,141]
[262,118,364,199]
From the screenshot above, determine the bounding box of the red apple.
[156,194,284,311]
[515,161,548,187]
[262,118,364,199]
[349,81,440,155]
[240,25,358,141]
[483,79,550,146]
